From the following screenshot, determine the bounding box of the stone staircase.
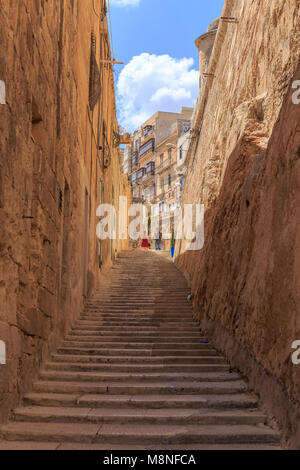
[0,250,281,449]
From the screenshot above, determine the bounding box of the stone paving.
[0,251,281,449]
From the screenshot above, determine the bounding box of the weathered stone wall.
[0,0,128,424]
[176,0,300,447]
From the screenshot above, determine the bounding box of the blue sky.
[109,0,224,130]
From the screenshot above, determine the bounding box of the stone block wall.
[0,0,128,424]
[176,0,300,447]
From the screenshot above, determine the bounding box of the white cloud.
[117,53,198,131]
[110,0,140,7]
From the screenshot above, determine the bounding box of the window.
[168,174,171,187]
[146,162,155,174]
[137,168,145,179]
[180,177,185,191]
[179,146,183,160]
[143,125,153,138]
[160,154,164,164]
[139,138,155,158]
[168,149,172,160]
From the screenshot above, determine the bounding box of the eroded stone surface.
[175,0,300,448]
[0,0,129,424]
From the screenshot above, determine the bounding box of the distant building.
[126,107,193,246]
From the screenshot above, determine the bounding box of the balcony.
[139,138,155,159]
[131,172,137,184]
[131,167,145,184]
[141,162,155,184]
[141,125,154,143]
[132,196,145,204]
[156,157,174,174]
[141,173,153,185]
[131,151,139,170]
[137,168,146,180]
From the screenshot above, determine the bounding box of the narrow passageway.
[0,251,281,449]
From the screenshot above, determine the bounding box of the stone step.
[98,294,189,297]
[66,333,205,341]
[56,347,222,357]
[73,326,200,334]
[0,441,281,450]
[78,320,195,326]
[60,341,220,351]
[24,392,259,409]
[79,320,193,325]
[0,251,280,450]
[0,422,280,445]
[101,298,187,304]
[89,302,190,306]
[71,326,199,333]
[45,361,231,372]
[100,288,188,290]
[39,370,240,383]
[13,406,267,426]
[86,300,191,305]
[83,308,156,312]
[80,314,194,319]
[0,441,61,450]
[1,441,282,450]
[73,325,201,333]
[86,299,191,304]
[32,380,248,395]
[51,354,228,367]
[81,312,156,317]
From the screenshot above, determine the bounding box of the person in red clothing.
[140,233,150,249]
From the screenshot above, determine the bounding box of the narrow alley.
[0,0,299,457]
[0,251,280,449]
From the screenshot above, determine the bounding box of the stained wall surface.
[176,0,300,447]
[0,0,129,423]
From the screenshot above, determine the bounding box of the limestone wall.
[176,0,300,446]
[0,0,128,423]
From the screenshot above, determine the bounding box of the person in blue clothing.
[155,232,162,250]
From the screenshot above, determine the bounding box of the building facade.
[127,107,193,246]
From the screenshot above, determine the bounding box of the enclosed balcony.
[131,151,139,170]
[156,156,173,174]
[137,167,146,181]
[139,138,155,159]
[132,196,145,204]
[142,161,155,185]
